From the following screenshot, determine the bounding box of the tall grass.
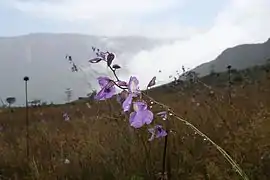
[0,66,270,179]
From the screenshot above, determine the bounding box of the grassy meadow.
[0,65,270,180]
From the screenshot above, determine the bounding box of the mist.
[125,0,270,89]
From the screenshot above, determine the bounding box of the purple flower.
[129,101,153,128]
[63,113,70,121]
[122,76,140,112]
[122,94,134,112]
[148,125,167,141]
[128,76,140,94]
[97,76,110,88]
[157,111,167,120]
[116,90,128,104]
[95,77,116,100]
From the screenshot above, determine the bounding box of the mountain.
[193,38,270,76]
[1,34,269,106]
[0,33,174,105]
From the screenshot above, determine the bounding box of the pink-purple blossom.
[94,77,116,100]
[129,101,153,128]
[148,125,167,141]
[122,76,141,112]
[63,112,70,121]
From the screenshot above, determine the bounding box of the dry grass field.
[0,65,270,180]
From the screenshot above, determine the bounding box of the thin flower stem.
[142,92,249,180]
[111,80,128,90]
[108,65,120,81]
[105,62,129,90]
[162,131,168,178]
[228,67,232,105]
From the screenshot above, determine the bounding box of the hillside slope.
[193,38,270,76]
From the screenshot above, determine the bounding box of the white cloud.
[126,0,270,88]
[5,0,199,38]
[4,0,270,91]
[9,0,181,20]
[77,18,203,38]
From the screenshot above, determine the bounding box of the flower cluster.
[89,48,167,140]
[68,48,248,180]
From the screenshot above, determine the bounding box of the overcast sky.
[1,0,227,38]
[1,0,270,89]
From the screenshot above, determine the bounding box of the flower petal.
[129,112,136,124]
[130,112,144,128]
[156,125,167,138]
[156,130,167,138]
[94,85,116,101]
[143,110,154,125]
[117,90,128,104]
[94,88,106,100]
[104,87,116,99]
[133,101,147,112]
[97,77,110,88]
[122,94,133,112]
[128,76,140,94]
[130,110,153,128]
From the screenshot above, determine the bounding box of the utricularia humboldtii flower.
[148,125,167,141]
[122,76,141,112]
[63,112,70,121]
[95,75,155,129]
[87,50,169,141]
[129,101,153,128]
[94,77,116,100]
